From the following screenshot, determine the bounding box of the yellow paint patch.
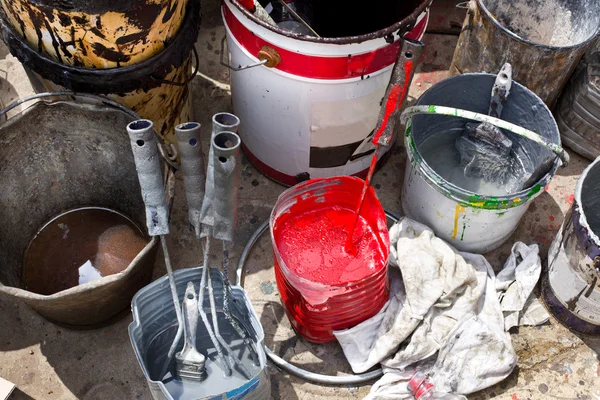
[512,198,522,204]
[452,205,466,239]
[470,201,485,208]
[436,211,444,218]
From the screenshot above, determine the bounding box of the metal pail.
[450,0,600,107]
[222,0,430,185]
[543,157,600,336]
[402,73,563,253]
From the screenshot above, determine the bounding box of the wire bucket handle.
[401,105,570,167]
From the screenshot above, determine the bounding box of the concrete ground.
[1,0,599,399]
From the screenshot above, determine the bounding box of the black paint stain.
[90,42,131,64]
[57,13,71,27]
[124,2,161,31]
[89,27,106,39]
[161,0,177,24]
[115,30,148,45]
[72,15,88,25]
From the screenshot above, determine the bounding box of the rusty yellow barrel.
[0,0,199,144]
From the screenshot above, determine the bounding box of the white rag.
[334,218,548,399]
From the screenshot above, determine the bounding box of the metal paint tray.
[129,268,270,400]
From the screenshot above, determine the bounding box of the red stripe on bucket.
[224,5,428,80]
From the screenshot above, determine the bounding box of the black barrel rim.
[0,0,201,94]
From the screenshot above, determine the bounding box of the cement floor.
[1,0,599,399]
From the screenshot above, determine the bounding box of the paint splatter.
[512,394,518,400]
[564,194,575,205]
[549,215,555,222]
[452,205,466,239]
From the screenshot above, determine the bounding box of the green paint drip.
[527,184,542,199]
[427,105,436,113]
[460,223,466,241]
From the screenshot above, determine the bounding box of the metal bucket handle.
[401,105,570,167]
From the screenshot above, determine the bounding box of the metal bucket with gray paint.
[401,73,562,253]
[129,267,270,400]
[542,157,600,336]
[450,0,600,107]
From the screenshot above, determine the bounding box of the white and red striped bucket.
[222,0,430,185]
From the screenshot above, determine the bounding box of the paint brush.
[346,38,424,250]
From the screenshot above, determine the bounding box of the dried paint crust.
[1,0,189,69]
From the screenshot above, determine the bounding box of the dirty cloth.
[333,218,547,399]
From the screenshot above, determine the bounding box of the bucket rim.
[0,0,201,94]
[477,0,600,51]
[225,0,431,45]
[404,73,561,210]
[269,175,390,289]
[575,156,600,247]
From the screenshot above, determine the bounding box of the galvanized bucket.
[401,73,563,253]
[0,0,200,145]
[555,50,600,160]
[542,157,600,336]
[0,93,162,328]
[451,0,600,107]
[129,268,270,400]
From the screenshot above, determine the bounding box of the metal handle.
[401,105,570,167]
[127,119,170,236]
[176,122,206,237]
[220,36,277,71]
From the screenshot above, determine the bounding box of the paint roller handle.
[400,105,570,167]
[127,119,170,236]
[372,38,424,147]
[176,122,206,237]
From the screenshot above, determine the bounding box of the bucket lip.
[477,0,600,51]
[269,176,390,290]
[0,0,200,94]
[226,0,431,45]
[574,157,600,246]
[406,72,561,210]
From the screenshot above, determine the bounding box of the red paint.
[275,207,385,285]
[237,0,255,11]
[512,394,518,400]
[371,60,415,145]
[223,3,428,80]
[567,194,575,205]
[272,176,390,342]
[549,215,555,222]
[346,147,381,250]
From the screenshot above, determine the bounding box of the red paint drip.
[346,147,381,251]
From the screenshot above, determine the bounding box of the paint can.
[0,93,162,328]
[542,157,600,336]
[450,0,600,107]
[402,73,562,253]
[221,0,430,186]
[0,0,200,145]
[129,268,270,400]
[270,176,390,343]
[555,50,600,160]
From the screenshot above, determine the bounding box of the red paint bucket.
[270,176,390,343]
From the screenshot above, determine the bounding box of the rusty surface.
[0,0,200,94]
[227,0,432,44]
[257,46,281,68]
[1,0,189,68]
[450,0,595,108]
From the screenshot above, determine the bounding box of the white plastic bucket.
[222,0,430,185]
